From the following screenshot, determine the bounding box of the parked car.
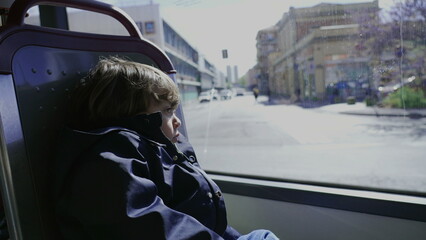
[219,89,232,100]
[198,90,218,103]
[235,88,245,96]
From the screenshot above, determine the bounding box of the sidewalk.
[260,95,426,118]
[317,102,426,118]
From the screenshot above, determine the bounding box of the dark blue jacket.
[53,112,241,240]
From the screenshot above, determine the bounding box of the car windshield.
[25,0,426,195]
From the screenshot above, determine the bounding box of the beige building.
[266,1,379,102]
[245,66,260,89]
[256,25,278,93]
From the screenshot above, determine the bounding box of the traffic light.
[222,49,228,59]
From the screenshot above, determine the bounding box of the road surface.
[182,95,426,194]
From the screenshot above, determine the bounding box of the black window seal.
[208,171,426,222]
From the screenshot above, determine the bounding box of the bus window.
[0,0,425,239]
[65,0,426,196]
[17,0,426,195]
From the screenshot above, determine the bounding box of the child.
[53,56,278,240]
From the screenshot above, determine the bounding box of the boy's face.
[146,100,181,143]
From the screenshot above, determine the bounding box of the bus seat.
[0,0,178,239]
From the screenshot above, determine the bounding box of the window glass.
[144,21,155,33]
[135,21,144,33]
[24,6,128,35]
[104,0,426,194]
[0,0,12,26]
[24,6,41,25]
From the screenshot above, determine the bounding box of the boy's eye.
[164,108,175,115]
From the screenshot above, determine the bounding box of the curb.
[339,110,426,119]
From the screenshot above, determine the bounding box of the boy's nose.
[173,115,181,128]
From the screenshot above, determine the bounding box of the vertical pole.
[0,8,9,27]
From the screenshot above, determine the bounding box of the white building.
[25,2,225,103]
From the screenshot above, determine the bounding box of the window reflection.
[178,0,426,195]
[23,0,426,194]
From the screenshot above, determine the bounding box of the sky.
[106,0,397,75]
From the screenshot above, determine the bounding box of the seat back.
[0,1,181,239]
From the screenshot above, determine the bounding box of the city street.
[182,95,426,194]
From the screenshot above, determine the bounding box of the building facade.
[263,1,379,102]
[161,20,201,102]
[199,56,216,90]
[256,25,278,94]
[26,3,224,104]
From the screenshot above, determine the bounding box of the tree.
[238,76,247,88]
[357,0,426,87]
[390,0,426,78]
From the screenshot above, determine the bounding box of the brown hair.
[68,56,179,130]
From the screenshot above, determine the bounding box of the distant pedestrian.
[253,87,259,102]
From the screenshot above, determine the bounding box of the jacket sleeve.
[65,151,228,240]
[177,133,242,240]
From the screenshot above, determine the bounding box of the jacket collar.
[109,112,171,144]
[72,112,174,146]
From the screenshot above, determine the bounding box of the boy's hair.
[68,56,179,130]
